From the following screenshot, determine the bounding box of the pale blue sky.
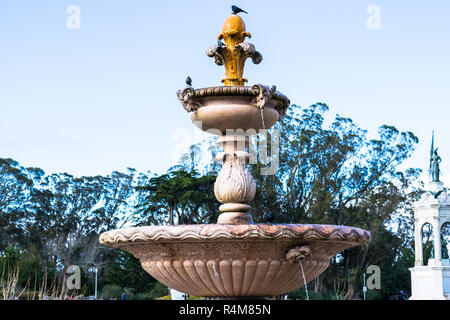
[0,1,449,183]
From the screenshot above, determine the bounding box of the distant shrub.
[187,295,205,300]
[366,290,382,300]
[98,281,170,300]
[147,282,168,299]
[287,288,325,300]
[100,284,123,300]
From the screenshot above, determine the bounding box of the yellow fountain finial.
[219,14,251,42]
[207,14,262,86]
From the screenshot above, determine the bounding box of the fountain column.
[214,134,256,224]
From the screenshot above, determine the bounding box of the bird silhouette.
[186,76,192,86]
[231,5,248,14]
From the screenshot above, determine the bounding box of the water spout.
[260,109,265,130]
[299,260,309,300]
[286,245,312,300]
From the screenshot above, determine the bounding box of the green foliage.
[100,284,123,300]
[365,289,382,300]
[186,295,206,300]
[99,281,168,300]
[135,170,218,225]
[122,282,169,300]
[377,247,414,299]
[100,250,156,293]
[288,288,325,300]
[147,282,169,299]
[0,245,54,296]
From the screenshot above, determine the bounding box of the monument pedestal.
[409,259,450,300]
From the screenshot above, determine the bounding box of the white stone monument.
[409,135,450,300]
[169,288,187,300]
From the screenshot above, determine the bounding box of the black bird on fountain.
[186,76,192,86]
[231,5,248,15]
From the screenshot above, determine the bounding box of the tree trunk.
[169,204,174,225]
[314,275,324,295]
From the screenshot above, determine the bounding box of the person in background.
[399,291,408,300]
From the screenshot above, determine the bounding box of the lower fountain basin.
[99,224,370,298]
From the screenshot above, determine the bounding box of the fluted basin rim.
[99,223,371,247]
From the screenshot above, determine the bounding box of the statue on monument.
[431,149,442,182]
[429,131,442,183]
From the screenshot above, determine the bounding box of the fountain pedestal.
[215,135,255,224]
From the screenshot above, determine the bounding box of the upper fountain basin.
[177,85,290,135]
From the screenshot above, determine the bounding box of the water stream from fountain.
[260,109,265,130]
[299,260,309,300]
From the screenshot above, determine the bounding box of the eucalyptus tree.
[0,158,42,251]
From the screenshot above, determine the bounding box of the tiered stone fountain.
[99,13,370,299]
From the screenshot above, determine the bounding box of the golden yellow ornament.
[207,14,262,86]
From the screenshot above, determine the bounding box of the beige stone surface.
[177,85,290,134]
[190,99,279,133]
[100,224,370,297]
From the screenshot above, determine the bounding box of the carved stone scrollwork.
[176,86,202,112]
[236,42,262,65]
[286,245,312,264]
[207,43,262,85]
[251,83,277,110]
[206,44,225,66]
[206,39,262,85]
